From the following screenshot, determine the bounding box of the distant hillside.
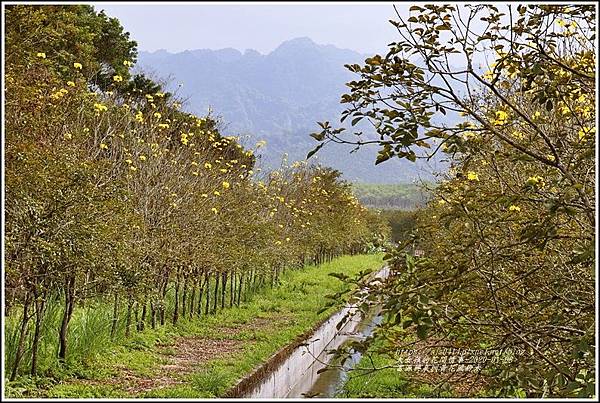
[352,183,428,210]
[136,38,445,183]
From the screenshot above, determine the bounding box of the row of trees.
[4,5,389,380]
[311,4,595,398]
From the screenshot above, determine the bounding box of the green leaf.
[310,131,325,141]
[351,116,364,126]
[306,143,324,159]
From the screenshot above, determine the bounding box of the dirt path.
[77,315,290,396]
[121,336,244,394]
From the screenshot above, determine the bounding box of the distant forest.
[352,183,427,210]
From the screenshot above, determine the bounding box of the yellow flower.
[508,205,521,212]
[211,207,218,214]
[204,162,212,169]
[286,237,291,242]
[100,143,108,150]
[113,75,123,82]
[129,166,137,171]
[155,92,165,98]
[64,133,72,140]
[222,181,230,189]
[467,171,479,181]
[73,62,82,69]
[578,127,594,140]
[145,94,154,102]
[158,123,170,129]
[512,130,524,140]
[153,112,162,119]
[201,193,208,198]
[219,168,228,173]
[135,111,143,123]
[493,110,508,126]
[526,175,544,187]
[125,159,133,165]
[139,155,147,161]
[93,103,108,113]
[214,191,220,196]
[123,60,133,67]
[192,171,199,176]
[36,52,46,58]
[67,81,76,87]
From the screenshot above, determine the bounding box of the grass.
[337,351,459,398]
[337,352,423,398]
[337,343,493,398]
[5,254,384,398]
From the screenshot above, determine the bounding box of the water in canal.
[241,267,389,398]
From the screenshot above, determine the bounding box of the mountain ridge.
[136,37,444,183]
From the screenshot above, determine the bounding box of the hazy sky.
[90,2,402,55]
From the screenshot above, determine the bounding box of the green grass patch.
[337,351,455,398]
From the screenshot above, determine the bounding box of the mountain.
[136,37,444,183]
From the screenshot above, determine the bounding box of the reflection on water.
[299,310,383,398]
[242,267,389,398]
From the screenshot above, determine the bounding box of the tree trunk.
[159,267,169,326]
[134,301,139,331]
[111,292,119,338]
[198,272,208,316]
[139,299,146,331]
[150,300,156,329]
[31,291,46,375]
[204,273,211,316]
[181,275,188,318]
[229,271,235,308]
[58,275,75,363]
[212,273,219,313]
[10,292,32,381]
[173,271,180,325]
[221,272,227,309]
[189,280,197,318]
[125,297,133,337]
[237,273,243,306]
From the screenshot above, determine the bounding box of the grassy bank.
[338,349,489,398]
[337,352,442,398]
[5,254,384,398]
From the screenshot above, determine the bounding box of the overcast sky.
[90,2,402,55]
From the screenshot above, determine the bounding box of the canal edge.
[223,265,389,398]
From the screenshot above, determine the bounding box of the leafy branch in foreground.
[313,4,595,397]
